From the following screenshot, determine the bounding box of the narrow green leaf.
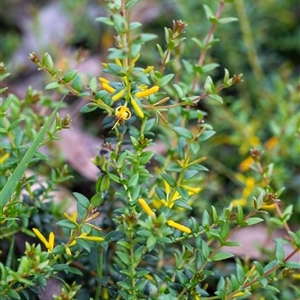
[275,240,285,262]
[236,264,245,284]
[0,98,64,207]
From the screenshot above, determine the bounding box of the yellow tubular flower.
[130,96,144,118]
[99,77,109,83]
[138,198,155,217]
[0,153,9,164]
[77,232,104,242]
[32,228,55,253]
[102,82,115,93]
[167,220,191,234]
[239,156,254,172]
[63,211,78,224]
[265,136,278,150]
[143,66,154,74]
[115,58,122,66]
[111,88,126,102]
[115,106,131,120]
[65,247,72,256]
[135,86,159,98]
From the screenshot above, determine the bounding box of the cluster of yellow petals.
[138,198,191,234]
[99,58,159,125]
[32,228,55,253]
[33,211,104,256]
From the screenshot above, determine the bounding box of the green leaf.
[203,4,214,19]
[130,22,142,30]
[128,174,139,188]
[146,236,157,250]
[223,241,241,247]
[218,17,239,24]
[45,82,61,90]
[0,97,64,208]
[202,210,210,229]
[288,231,300,248]
[253,261,264,276]
[57,219,78,230]
[1,94,13,112]
[43,53,54,71]
[198,130,216,141]
[173,84,185,99]
[173,127,193,139]
[202,63,220,73]
[246,217,264,226]
[95,16,114,26]
[116,251,130,265]
[275,240,285,262]
[237,204,244,224]
[63,70,78,83]
[236,264,245,284]
[8,118,24,131]
[204,76,214,93]
[113,14,128,33]
[80,103,97,113]
[89,77,98,92]
[71,75,83,92]
[174,200,192,210]
[6,289,21,300]
[91,193,104,207]
[258,277,268,287]
[161,173,176,187]
[139,151,154,165]
[158,74,174,86]
[73,192,90,208]
[285,261,300,269]
[208,93,223,103]
[211,251,234,261]
[138,33,157,43]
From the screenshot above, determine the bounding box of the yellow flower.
[111,88,126,102]
[130,96,144,118]
[265,136,278,150]
[232,198,247,207]
[32,228,55,253]
[63,211,78,225]
[112,106,132,130]
[102,82,115,93]
[143,66,154,74]
[77,232,104,242]
[158,180,201,209]
[232,176,255,207]
[138,198,155,217]
[167,220,191,234]
[135,86,159,98]
[0,152,9,164]
[239,156,254,172]
[65,247,72,256]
